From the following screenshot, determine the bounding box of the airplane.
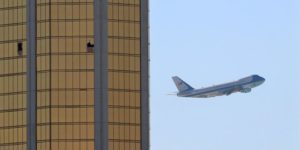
[172,75,265,98]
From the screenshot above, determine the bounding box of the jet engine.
[240,88,251,93]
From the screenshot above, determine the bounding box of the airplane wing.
[224,86,242,96]
[225,90,234,96]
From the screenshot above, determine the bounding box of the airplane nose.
[254,75,265,82]
[260,76,265,82]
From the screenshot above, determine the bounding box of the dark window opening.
[87,41,94,52]
[17,42,23,56]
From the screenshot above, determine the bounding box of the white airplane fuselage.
[174,75,265,98]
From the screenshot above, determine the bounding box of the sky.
[150,0,300,150]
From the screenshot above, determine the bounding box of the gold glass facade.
[0,0,146,150]
[0,0,27,149]
[36,0,95,149]
[108,0,141,150]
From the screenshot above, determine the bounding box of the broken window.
[17,42,23,56]
[86,41,94,52]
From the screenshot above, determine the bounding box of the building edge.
[141,0,150,150]
[26,0,37,150]
[94,0,109,150]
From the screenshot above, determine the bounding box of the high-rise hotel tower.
[0,0,149,150]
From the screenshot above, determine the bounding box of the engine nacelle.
[240,88,251,93]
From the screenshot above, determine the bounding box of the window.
[17,42,23,56]
[87,41,94,52]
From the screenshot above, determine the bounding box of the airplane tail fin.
[172,76,194,92]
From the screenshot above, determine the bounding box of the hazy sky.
[150,0,300,150]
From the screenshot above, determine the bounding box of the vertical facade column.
[141,0,150,150]
[27,0,37,150]
[94,0,109,150]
